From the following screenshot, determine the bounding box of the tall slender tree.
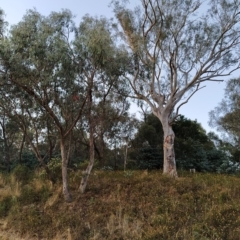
[73,15,130,193]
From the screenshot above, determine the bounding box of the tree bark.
[124,144,128,171]
[18,130,26,164]
[79,75,95,194]
[99,132,105,167]
[79,122,95,193]
[60,138,71,202]
[162,119,178,177]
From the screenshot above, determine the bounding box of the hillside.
[1,169,240,240]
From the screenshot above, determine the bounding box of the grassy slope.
[1,170,240,240]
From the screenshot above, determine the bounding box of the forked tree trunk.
[60,138,71,202]
[162,119,178,177]
[79,122,95,193]
[79,80,95,194]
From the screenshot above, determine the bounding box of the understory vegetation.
[1,167,240,240]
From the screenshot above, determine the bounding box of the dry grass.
[1,170,240,239]
[0,174,21,200]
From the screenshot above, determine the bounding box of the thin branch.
[175,84,206,118]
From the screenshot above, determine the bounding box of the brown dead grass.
[1,170,240,239]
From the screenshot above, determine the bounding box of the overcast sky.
[1,0,237,133]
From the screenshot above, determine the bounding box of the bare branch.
[175,84,206,119]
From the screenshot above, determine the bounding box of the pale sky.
[1,0,236,134]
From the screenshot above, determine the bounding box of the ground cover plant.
[0,168,240,240]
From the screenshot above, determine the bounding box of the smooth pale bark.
[162,119,178,177]
[79,123,95,193]
[60,138,71,202]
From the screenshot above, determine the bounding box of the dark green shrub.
[11,164,32,184]
[11,151,39,170]
[0,196,13,217]
[40,157,62,181]
[18,184,51,205]
[137,147,163,170]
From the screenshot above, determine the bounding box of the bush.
[18,184,51,205]
[11,151,39,170]
[137,147,163,170]
[40,157,62,181]
[11,165,32,184]
[0,196,13,217]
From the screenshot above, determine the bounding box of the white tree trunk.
[79,122,95,193]
[60,138,71,202]
[162,120,178,177]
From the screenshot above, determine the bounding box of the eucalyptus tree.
[73,15,130,193]
[0,10,87,202]
[209,78,240,150]
[112,0,240,176]
[209,78,240,142]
